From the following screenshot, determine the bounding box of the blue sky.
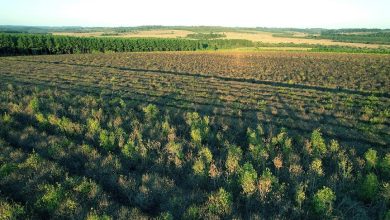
[1,0,389,28]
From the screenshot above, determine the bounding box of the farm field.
[52,29,390,49]
[0,51,389,219]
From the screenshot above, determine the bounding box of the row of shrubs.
[0,83,389,219]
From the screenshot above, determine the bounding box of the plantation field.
[1,51,389,149]
[0,51,389,219]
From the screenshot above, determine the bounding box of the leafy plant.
[312,186,336,216]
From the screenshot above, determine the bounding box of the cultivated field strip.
[9,51,390,93]
[0,56,389,149]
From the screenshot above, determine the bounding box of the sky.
[0,0,389,28]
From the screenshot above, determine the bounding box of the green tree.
[206,188,233,216]
[143,104,159,120]
[312,186,336,216]
[359,172,379,201]
[29,96,40,113]
[99,129,116,151]
[311,129,327,157]
[225,144,242,175]
[380,153,390,178]
[364,148,378,170]
[238,162,258,196]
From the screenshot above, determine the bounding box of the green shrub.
[186,112,210,145]
[225,144,242,174]
[193,159,205,175]
[86,212,112,220]
[312,186,336,216]
[193,147,213,175]
[122,139,138,160]
[0,200,25,219]
[183,205,201,219]
[364,148,378,170]
[87,118,101,135]
[359,172,379,201]
[310,158,324,176]
[258,168,276,201]
[143,104,159,120]
[28,96,40,112]
[99,129,116,151]
[207,188,233,216]
[1,112,12,124]
[311,129,327,157]
[238,162,258,196]
[380,153,390,178]
[190,128,202,144]
[0,163,17,178]
[295,183,306,208]
[35,183,65,213]
[329,139,340,153]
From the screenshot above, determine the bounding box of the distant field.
[52,29,390,49]
[53,29,193,38]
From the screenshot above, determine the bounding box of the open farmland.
[0,51,389,219]
[52,29,390,49]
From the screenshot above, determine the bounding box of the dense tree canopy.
[0,33,254,56]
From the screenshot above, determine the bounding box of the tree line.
[0,33,254,56]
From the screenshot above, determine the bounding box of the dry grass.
[222,31,387,48]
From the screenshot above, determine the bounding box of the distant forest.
[0,33,254,55]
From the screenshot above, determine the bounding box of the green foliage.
[258,168,277,200]
[87,118,101,135]
[28,96,40,113]
[74,177,99,197]
[295,183,306,208]
[86,212,112,220]
[0,200,25,220]
[257,100,267,111]
[206,188,233,216]
[380,153,390,178]
[193,147,213,176]
[312,187,336,216]
[192,159,205,175]
[0,112,12,124]
[0,163,17,178]
[99,129,116,151]
[122,139,136,158]
[190,129,202,144]
[238,162,258,196]
[158,212,173,220]
[364,148,378,170]
[310,158,324,176]
[0,33,254,56]
[187,32,226,40]
[21,151,42,170]
[247,126,268,165]
[183,205,201,219]
[35,183,65,213]
[311,129,327,157]
[165,141,183,166]
[359,173,379,201]
[186,112,210,145]
[225,144,243,174]
[329,139,340,153]
[143,104,159,120]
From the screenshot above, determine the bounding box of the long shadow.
[11,59,390,98]
[1,76,388,149]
